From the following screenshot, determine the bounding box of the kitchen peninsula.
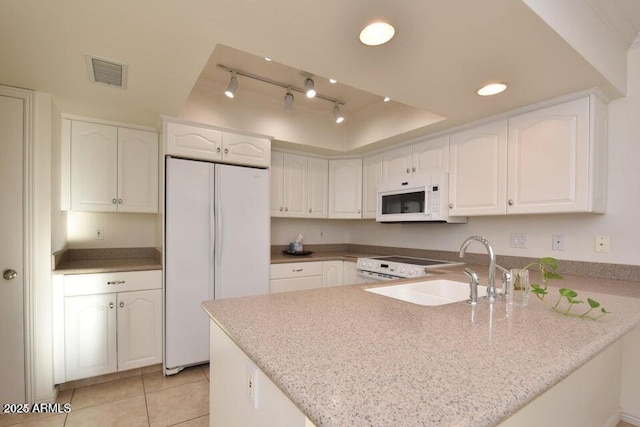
[202,270,640,427]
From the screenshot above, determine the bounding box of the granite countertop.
[201,269,640,427]
[53,247,162,275]
[271,250,372,263]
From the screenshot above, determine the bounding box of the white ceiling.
[1,0,639,141]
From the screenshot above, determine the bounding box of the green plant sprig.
[523,257,610,320]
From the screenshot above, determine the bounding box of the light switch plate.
[552,234,564,251]
[595,236,610,253]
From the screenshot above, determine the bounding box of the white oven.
[356,256,464,281]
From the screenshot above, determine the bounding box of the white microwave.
[376,173,466,223]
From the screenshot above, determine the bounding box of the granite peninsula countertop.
[202,269,640,427]
[53,247,162,275]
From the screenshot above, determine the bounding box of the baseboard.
[622,411,640,426]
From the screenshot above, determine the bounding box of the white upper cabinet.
[69,120,158,213]
[307,157,328,218]
[412,135,449,175]
[328,158,362,218]
[117,128,159,213]
[270,152,308,217]
[506,96,606,214]
[221,133,270,168]
[382,145,413,181]
[383,136,449,182]
[362,153,383,219]
[164,119,270,168]
[164,121,222,161]
[449,95,607,216]
[71,121,119,212]
[449,120,508,216]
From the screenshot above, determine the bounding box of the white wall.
[271,218,351,246]
[66,212,158,249]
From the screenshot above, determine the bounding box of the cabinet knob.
[279,207,283,211]
[293,268,303,272]
[309,208,312,213]
[3,269,17,280]
[285,207,288,212]
[118,199,123,204]
[120,301,124,308]
[508,199,514,206]
[112,199,117,204]
[406,168,410,173]
[109,302,114,309]
[216,147,221,153]
[224,148,229,154]
[449,203,453,209]
[358,209,361,214]
[412,167,416,172]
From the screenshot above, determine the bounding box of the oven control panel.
[356,258,421,279]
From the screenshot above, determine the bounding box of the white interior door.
[0,93,25,404]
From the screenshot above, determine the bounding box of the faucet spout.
[459,235,499,302]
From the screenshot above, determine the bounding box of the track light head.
[284,89,294,111]
[304,78,316,98]
[224,73,238,98]
[333,103,344,124]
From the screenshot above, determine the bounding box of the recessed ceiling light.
[477,82,508,96]
[264,57,272,62]
[329,78,337,84]
[359,22,396,46]
[383,96,391,102]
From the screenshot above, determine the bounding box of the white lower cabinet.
[116,290,163,371]
[271,260,364,292]
[55,270,162,383]
[64,294,117,381]
[322,261,343,287]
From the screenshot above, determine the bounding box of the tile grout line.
[141,373,151,427]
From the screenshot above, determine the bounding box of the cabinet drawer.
[270,262,323,279]
[64,270,162,296]
[270,276,323,294]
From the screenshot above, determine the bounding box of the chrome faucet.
[459,235,504,302]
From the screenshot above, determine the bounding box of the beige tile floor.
[0,364,209,427]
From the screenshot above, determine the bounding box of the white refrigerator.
[164,157,270,374]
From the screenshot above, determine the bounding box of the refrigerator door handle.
[213,165,223,300]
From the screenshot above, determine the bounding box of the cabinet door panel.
[118,128,158,213]
[382,145,412,182]
[507,98,589,213]
[449,120,508,216]
[328,159,362,218]
[322,261,343,287]
[222,133,270,168]
[64,294,117,381]
[413,135,449,175]
[164,121,222,161]
[270,152,284,216]
[117,290,162,371]
[362,154,383,219]
[343,261,367,285]
[307,157,328,218]
[282,154,307,217]
[71,121,118,212]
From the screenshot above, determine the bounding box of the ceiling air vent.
[85,54,128,89]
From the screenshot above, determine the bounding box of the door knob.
[3,269,17,280]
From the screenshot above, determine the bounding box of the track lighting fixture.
[304,78,316,98]
[284,88,294,111]
[224,72,238,98]
[333,103,344,124]
[217,64,345,123]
